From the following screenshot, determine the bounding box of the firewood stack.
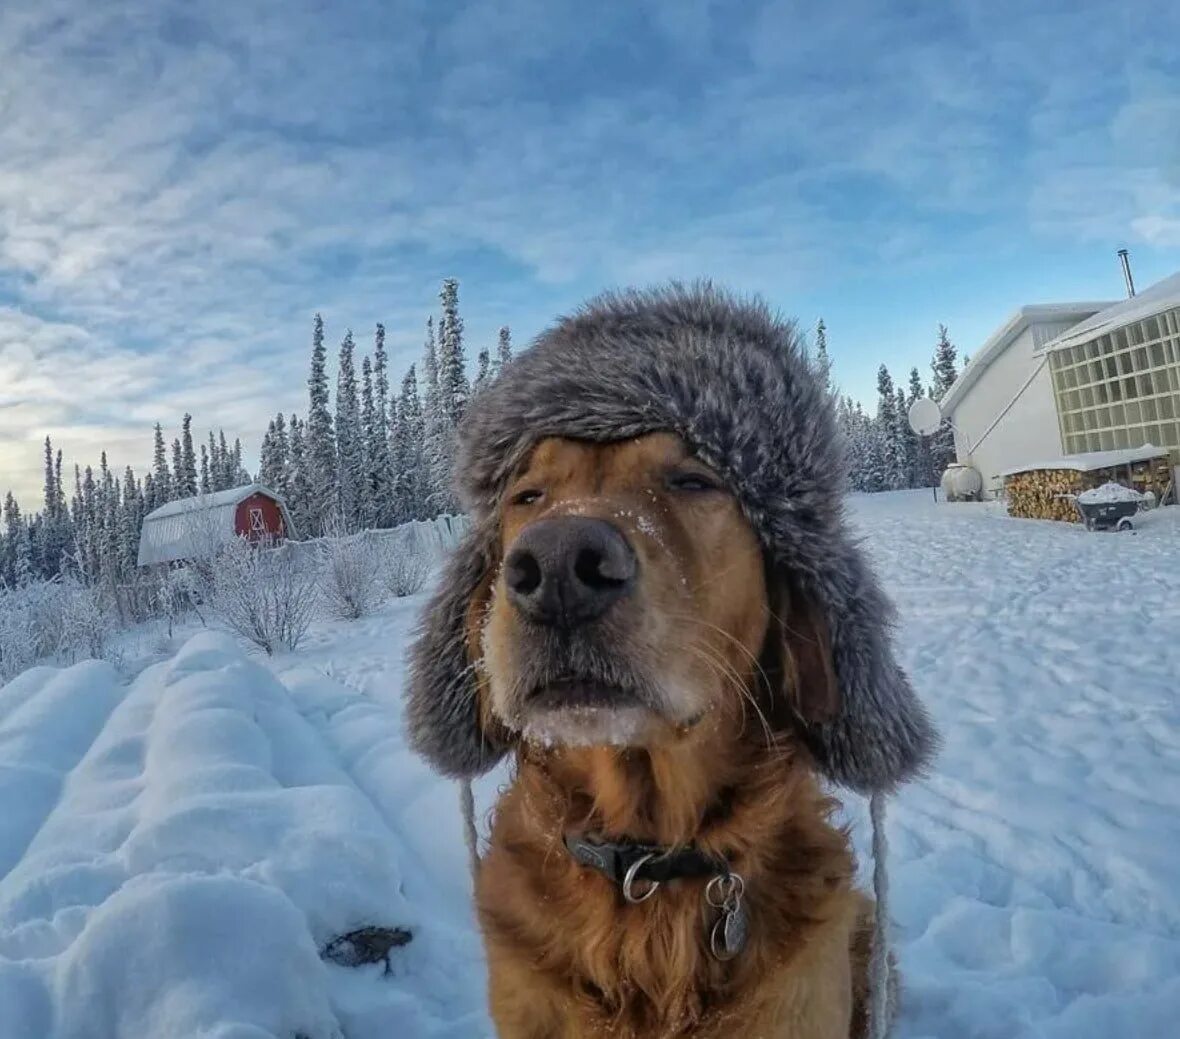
[1005,469,1084,522]
[1005,454,1174,521]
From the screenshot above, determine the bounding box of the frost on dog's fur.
[406,283,938,794]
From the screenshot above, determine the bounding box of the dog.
[407,285,937,1039]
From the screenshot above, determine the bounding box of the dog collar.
[562,832,750,960]
[563,832,728,898]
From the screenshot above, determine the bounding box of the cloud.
[1,0,1178,505]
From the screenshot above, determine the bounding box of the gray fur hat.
[406,283,937,794]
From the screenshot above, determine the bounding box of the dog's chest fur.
[476,756,860,1038]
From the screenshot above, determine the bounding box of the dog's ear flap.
[767,548,939,794]
[773,582,841,726]
[405,521,513,779]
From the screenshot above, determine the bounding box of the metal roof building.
[137,484,295,567]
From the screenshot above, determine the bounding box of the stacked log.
[1004,454,1174,521]
[1004,469,1084,521]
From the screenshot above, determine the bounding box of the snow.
[1045,270,1180,353]
[3,492,1180,1038]
[1076,482,1144,505]
[999,443,1168,476]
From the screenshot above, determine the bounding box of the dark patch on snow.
[321,926,413,975]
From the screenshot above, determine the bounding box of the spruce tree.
[258,421,279,489]
[813,319,834,399]
[394,364,424,522]
[171,438,184,497]
[272,413,290,497]
[287,414,312,538]
[930,324,959,478]
[895,385,916,489]
[421,317,451,515]
[496,326,513,372]
[360,353,379,528]
[179,414,198,497]
[217,431,232,490]
[876,365,905,491]
[2,492,21,587]
[199,443,211,494]
[120,467,140,573]
[370,324,393,526]
[306,313,337,534]
[931,324,959,399]
[437,278,469,426]
[152,423,173,503]
[335,329,365,531]
[232,438,246,485]
[473,347,491,393]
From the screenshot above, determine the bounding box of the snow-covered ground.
[2,492,1178,1038]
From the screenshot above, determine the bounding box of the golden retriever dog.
[407,286,936,1039]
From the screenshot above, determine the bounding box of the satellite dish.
[908,397,943,436]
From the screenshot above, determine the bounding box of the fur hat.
[406,283,937,794]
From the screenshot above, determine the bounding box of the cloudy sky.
[1,0,1178,509]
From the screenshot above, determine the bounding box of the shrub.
[208,537,318,655]
[382,542,429,598]
[317,524,383,621]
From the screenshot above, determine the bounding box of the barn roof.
[137,484,296,566]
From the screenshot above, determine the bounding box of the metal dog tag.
[710,901,748,960]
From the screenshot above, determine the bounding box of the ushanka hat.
[406,283,937,795]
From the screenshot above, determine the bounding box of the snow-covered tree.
[813,318,834,399]
[421,317,453,515]
[287,414,312,538]
[496,326,513,372]
[152,423,173,504]
[258,420,280,490]
[473,347,491,394]
[876,365,906,491]
[360,354,379,529]
[369,324,394,527]
[930,324,959,479]
[931,324,959,399]
[335,329,366,531]
[306,313,337,535]
[170,438,184,498]
[393,364,425,522]
[437,278,470,428]
[178,414,198,498]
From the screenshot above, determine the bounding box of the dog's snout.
[505,516,636,626]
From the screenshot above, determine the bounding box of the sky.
[1,0,1178,511]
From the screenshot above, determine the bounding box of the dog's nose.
[505,516,636,626]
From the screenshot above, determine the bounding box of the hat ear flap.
[768,549,938,794]
[405,522,513,779]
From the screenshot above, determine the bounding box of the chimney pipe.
[1118,248,1136,298]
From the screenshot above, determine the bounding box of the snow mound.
[0,633,430,1039]
[1076,482,1143,505]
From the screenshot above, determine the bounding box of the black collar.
[563,832,730,897]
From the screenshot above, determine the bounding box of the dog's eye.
[510,488,544,506]
[666,471,720,493]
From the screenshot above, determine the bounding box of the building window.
[249,507,266,535]
[1049,307,1180,458]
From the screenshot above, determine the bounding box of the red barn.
[137,484,297,567]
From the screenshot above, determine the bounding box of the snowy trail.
[1,492,1178,1038]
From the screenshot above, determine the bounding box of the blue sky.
[1,0,1178,508]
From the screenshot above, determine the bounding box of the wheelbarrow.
[1069,483,1145,532]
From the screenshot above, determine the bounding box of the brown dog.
[406,286,936,1039]
[465,432,878,1038]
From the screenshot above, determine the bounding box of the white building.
[939,302,1114,496]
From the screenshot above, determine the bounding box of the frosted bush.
[317,522,384,620]
[209,537,318,655]
[382,542,429,598]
